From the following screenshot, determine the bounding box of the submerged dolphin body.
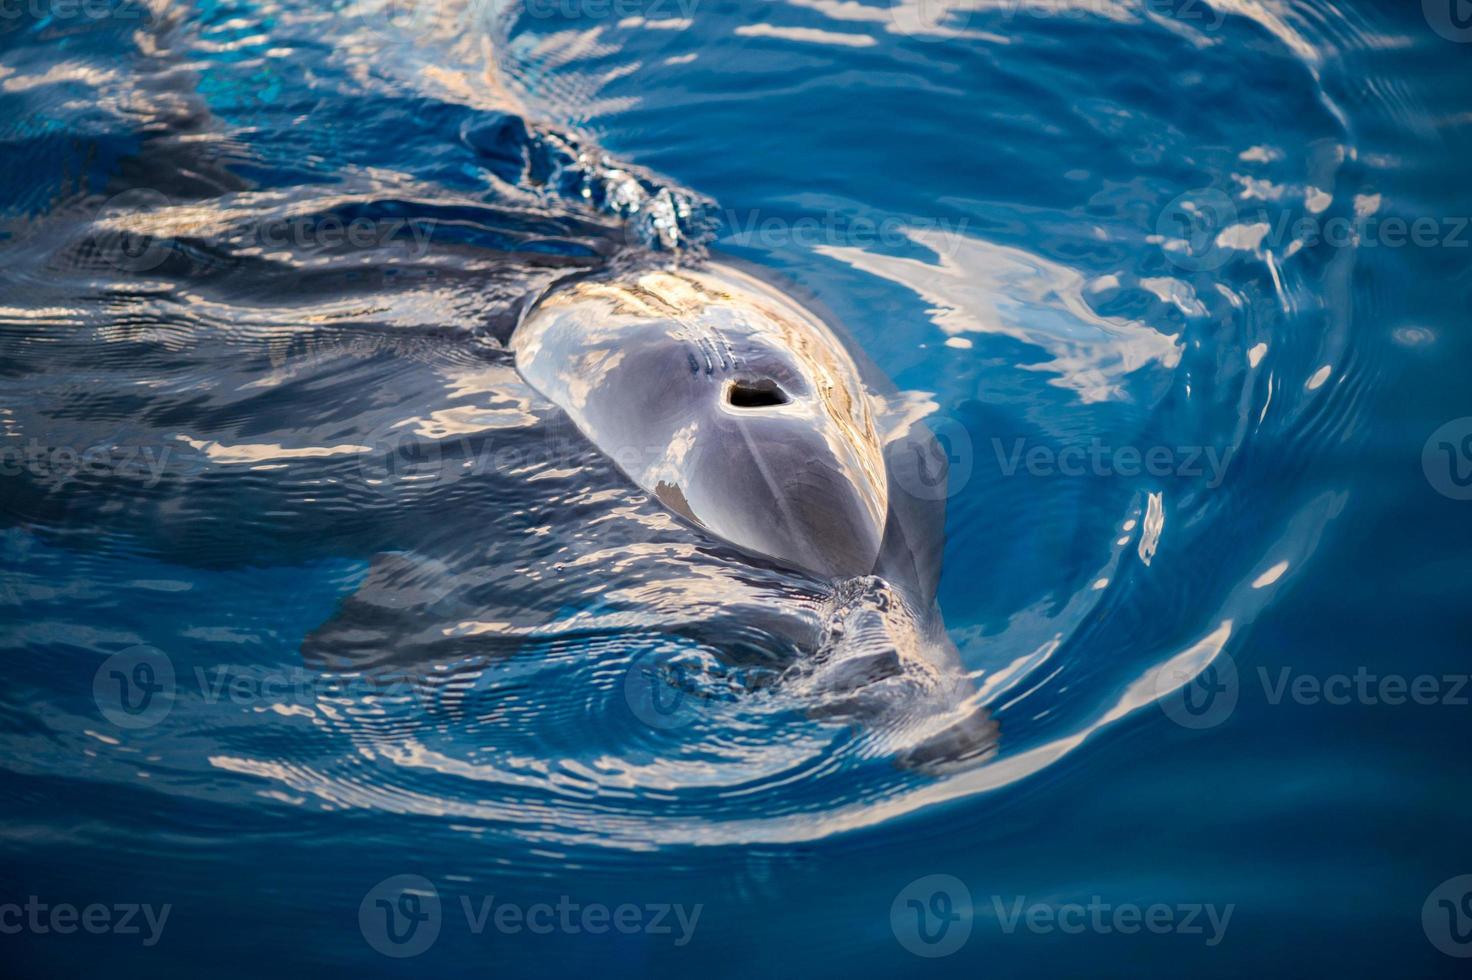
[513,263,997,771]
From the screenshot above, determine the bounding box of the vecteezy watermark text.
[459,894,700,943]
[93,648,509,730]
[223,214,434,257]
[718,209,969,256]
[1157,189,1471,272]
[889,874,1233,958]
[0,439,172,488]
[359,875,701,958]
[992,895,1234,947]
[889,0,1226,42]
[0,897,170,946]
[525,0,700,20]
[991,437,1234,488]
[0,0,156,23]
[347,0,697,41]
[1001,0,1224,30]
[1157,652,1472,730]
[1259,667,1470,708]
[89,189,436,274]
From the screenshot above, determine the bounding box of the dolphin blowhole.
[724,376,791,409]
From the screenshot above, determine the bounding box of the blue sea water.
[2,0,1471,976]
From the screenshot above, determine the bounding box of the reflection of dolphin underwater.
[511,263,997,771]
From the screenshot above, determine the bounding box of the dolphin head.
[512,265,889,579]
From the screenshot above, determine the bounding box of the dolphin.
[512,262,997,771]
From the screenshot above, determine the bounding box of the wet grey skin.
[513,263,998,772]
[513,264,889,581]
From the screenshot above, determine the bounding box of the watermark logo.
[888,0,970,42]
[1422,418,1472,500]
[1156,653,1239,730]
[92,189,174,273]
[890,874,972,958]
[1424,0,1472,42]
[892,416,974,502]
[92,645,175,730]
[1424,875,1472,957]
[1140,0,1224,29]
[356,423,452,496]
[1156,189,1237,272]
[360,874,442,958]
[623,649,703,729]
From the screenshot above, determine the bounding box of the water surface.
[2,1,1471,976]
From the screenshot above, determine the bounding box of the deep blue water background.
[2,1,1471,976]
